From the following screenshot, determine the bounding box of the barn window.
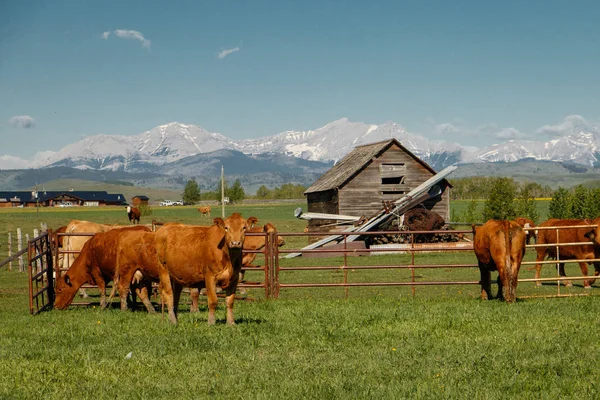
[381,176,405,185]
[382,191,407,195]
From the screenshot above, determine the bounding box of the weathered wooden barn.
[304,139,452,233]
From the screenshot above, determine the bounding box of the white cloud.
[535,114,598,139]
[8,115,36,129]
[102,29,151,49]
[218,47,240,59]
[0,155,31,170]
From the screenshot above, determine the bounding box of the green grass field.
[1,202,599,399]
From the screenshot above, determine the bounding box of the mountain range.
[1,115,599,192]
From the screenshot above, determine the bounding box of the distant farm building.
[304,138,452,234]
[0,191,127,208]
[131,195,149,207]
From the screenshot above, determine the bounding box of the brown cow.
[472,220,526,303]
[514,217,537,245]
[534,218,600,288]
[155,213,251,325]
[54,225,151,310]
[127,206,141,224]
[189,220,285,312]
[198,206,211,217]
[107,230,161,313]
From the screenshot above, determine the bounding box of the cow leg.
[534,249,545,287]
[189,287,200,313]
[136,281,156,313]
[225,272,240,325]
[590,262,600,286]
[557,263,572,287]
[479,263,492,300]
[204,275,218,326]
[172,281,183,314]
[157,269,177,324]
[579,262,591,289]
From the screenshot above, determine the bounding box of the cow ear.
[248,217,258,227]
[64,275,72,287]
[213,217,225,228]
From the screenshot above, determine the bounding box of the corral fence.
[2,223,599,315]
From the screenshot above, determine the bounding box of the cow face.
[585,226,599,246]
[54,274,75,310]
[214,213,248,249]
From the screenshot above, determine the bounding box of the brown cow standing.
[107,230,161,313]
[155,213,251,325]
[127,206,141,224]
[472,220,526,303]
[189,220,286,312]
[514,217,537,245]
[54,225,151,310]
[534,218,600,288]
[198,206,211,217]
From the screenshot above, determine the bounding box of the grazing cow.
[54,225,151,310]
[472,220,526,303]
[61,220,151,298]
[155,213,251,325]
[127,206,141,225]
[534,218,600,288]
[198,206,211,217]
[189,219,286,312]
[514,217,537,245]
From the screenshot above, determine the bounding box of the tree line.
[181,179,308,204]
[453,177,600,224]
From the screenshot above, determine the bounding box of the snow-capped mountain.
[21,115,600,172]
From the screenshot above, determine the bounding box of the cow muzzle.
[229,241,243,248]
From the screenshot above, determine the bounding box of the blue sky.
[2,0,600,160]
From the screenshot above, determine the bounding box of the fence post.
[33,229,40,274]
[40,222,47,233]
[8,232,12,271]
[17,228,23,272]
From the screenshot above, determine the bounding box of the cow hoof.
[564,283,573,287]
[584,285,592,289]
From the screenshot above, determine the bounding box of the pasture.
[1,202,599,399]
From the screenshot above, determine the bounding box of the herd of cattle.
[474,216,600,303]
[53,212,284,324]
[51,209,600,324]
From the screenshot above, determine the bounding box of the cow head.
[585,226,599,246]
[214,213,248,249]
[53,274,77,310]
[126,206,132,214]
[264,222,285,247]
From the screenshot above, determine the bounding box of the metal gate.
[28,230,54,315]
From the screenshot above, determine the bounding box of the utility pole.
[221,165,225,218]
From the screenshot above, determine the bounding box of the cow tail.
[504,220,512,298]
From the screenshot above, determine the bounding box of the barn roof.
[304,138,445,194]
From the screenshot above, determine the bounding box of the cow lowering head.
[213,213,249,249]
[54,273,79,310]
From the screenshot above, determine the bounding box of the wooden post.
[33,229,40,274]
[17,228,23,272]
[8,232,12,271]
[40,222,48,232]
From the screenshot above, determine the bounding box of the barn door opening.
[28,231,54,315]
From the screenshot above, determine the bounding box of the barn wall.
[337,143,450,221]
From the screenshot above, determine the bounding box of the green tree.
[515,186,539,223]
[229,179,245,203]
[215,180,229,203]
[570,185,591,219]
[463,199,480,224]
[182,179,201,205]
[589,188,600,219]
[482,177,517,221]
[256,185,271,199]
[548,187,571,219]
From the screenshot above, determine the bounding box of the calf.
[155,213,251,325]
[472,220,526,303]
[54,225,151,310]
[534,218,600,288]
[127,206,141,224]
[514,217,537,245]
